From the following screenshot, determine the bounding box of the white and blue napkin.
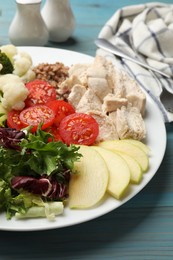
[97,2,173,122]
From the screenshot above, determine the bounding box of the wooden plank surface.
[0,0,173,259]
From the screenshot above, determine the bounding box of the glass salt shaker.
[41,0,75,42]
[8,0,49,46]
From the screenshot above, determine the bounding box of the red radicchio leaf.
[0,127,25,150]
[11,175,69,200]
[11,176,52,195]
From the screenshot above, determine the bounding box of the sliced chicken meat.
[68,63,89,86]
[102,94,128,113]
[68,84,86,108]
[58,55,147,142]
[88,110,119,143]
[76,89,102,113]
[122,73,146,116]
[114,105,146,140]
[87,77,111,101]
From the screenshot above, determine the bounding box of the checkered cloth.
[96,2,173,122]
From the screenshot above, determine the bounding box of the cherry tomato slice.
[7,110,25,130]
[25,79,56,107]
[46,126,63,142]
[46,100,75,126]
[59,113,99,145]
[19,105,55,132]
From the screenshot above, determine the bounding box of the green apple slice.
[115,151,143,184]
[69,145,109,209]
[122,139,150,155]
[93,146,130,199]
[98,140,149,172]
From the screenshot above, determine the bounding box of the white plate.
[0,47,167,231]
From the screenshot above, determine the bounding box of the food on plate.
[113,105,146,140]
[46,100,75,127]
[122,139,150,154]
[46,125,63,142]
[19,105,56,132]
[112,151,142,184]
[7,109,25,129]
[0,126,81,220]
[59,113,99,145]
[0,44,35,125]
[0,74,29,112]
[33,62,69,97]
[0,44,151,221]
[0,44,35,82]
[69,145,109,208]
[24,79,57,107]
[98,140,149,172]
[70,140,148,203]
[15,201,64,220]
[0,44,17,63]
[56,55,146,142]
[7,105,56,132]
[93,146,130,199]
[0,75,28,129]
[0,50,14,74]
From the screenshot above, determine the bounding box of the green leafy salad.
[0,126,81,220]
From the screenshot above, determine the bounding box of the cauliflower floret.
[13,55,32,77]
[20,69,35,83]
[13,51,36,82]
[0,44,17,63]
[0,44,36,83]
[0,74,29,111]
[17,51,33,63]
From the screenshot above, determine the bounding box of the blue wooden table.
[0,0,173,259]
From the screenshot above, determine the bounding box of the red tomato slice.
[46,100,75,126]
[19,105,55,132]
[46,126,63,142]
[25,79,56,107]
[59,113,99,145]
[7,110,25,130]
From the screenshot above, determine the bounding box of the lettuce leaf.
[0,126,81,219]
[0,179,45,219]
[0,126,81,179]
[19,127,82,176]
[15,201,64,220]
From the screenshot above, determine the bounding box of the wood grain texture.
[0,0,173,259]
